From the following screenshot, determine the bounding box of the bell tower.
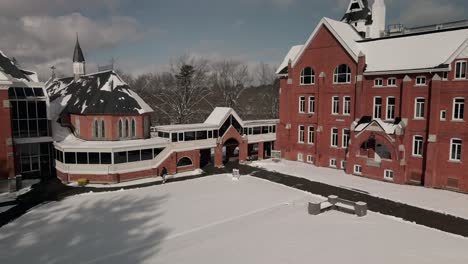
[342,0,386,39]
[73,34,86,80]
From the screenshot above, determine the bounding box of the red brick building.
[276,0,468,193]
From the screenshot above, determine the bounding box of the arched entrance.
[223,138,240,164]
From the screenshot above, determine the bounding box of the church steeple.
[73,34,86,80]
[342,0,386,39]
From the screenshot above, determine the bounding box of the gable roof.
[0,50,32,82]
[46,70,153,116]
[276,45,303,75]
[204,107,243,126]
[342,0,372,24]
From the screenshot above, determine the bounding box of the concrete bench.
[308,195,367,217]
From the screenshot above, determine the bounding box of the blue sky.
[0,0,467,79]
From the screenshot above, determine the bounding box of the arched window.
[101,120,106,138]
[131,118,137,137]
[125,119,129,138]
[334,64,352,84]
[118,119,123,138]
[94,119,99,139]
[300,67,315,85]
[177,157,193,167]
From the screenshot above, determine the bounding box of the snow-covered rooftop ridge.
[278,17,468,75]
[0,49,35,83]
[204,107,234,125]
[354,118,402,134]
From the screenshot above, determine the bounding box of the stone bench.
[308,195,367,217]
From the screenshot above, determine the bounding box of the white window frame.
[298,125,305,143]
[384,170,394,181]
[331,128,339,147]
[307,155,314,163]
[386,96,396,120]
[308,126,314,144]
[342,129,350,148]
[297,153,304,162]
[440,110,447,121]
[341,160,346,169]
[332,96,340,115]
[412,135,424,157]
[414,97,425,119]
[354,165,362,175]
[450,138,462,162]
[300,67,315,85]
[333,64,352,84]
[443,72,449,80]
[329,159,337,168]
[299,96,306,113]
[452,97,465,121]
[415,76,426,86]
[455,61,467,80]
[374,78,383,87]
[308,96,315,114]
[387,78,397,87]
[343,96,351,115]
[373,96,382,119]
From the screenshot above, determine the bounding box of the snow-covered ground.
[1,174,467,263]
[251,159,468,219]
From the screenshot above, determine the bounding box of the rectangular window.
[455,61,467,79]
[298,125,305,143]
[450,139,462,161]
[342,129,350,148]
[297,153,303,162]
[373,97,382,119]
[329,159,337,167]
[441,110,447,121]
[374,79,383,87]
[308,96,315,114]
[76,152,88,164]
[307,155,314,163]
[88,152,100,164]
[413,136,424,157]
[416,76,426,86]
[415,98,425,119]
[299,96,305,113]
[453,98,465,121]
[341,160,346,169]
[343,96,351,115]
[354,165,362,174]
[114,152,127,164]
[308,126,314,144]
[332,96,340,115]
[443,72,449,80]
[384,170,394,181]
[141,149,153,161]
[386,97,396,120]
[387,78,397,86]
[100,153,112,164]
[331,128,339,147]
[65,152,76,164]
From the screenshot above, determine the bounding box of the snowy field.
[252,160,468,219]
[1,175,467,264]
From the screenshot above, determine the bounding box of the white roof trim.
[292,17,361,68]
[363,67,450,76]
[444,37,468,64]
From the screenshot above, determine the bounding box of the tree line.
[118,54,279,126]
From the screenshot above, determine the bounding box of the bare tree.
[211,60,252,111]
[254,62,276,86]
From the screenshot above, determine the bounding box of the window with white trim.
[300,67,315,85]
[329,159,337,167]
[307,155,314,163]
[332,96,340,115]
[386,97,396,120]
[443,72,449,80]
[413,135,424,157]
[455,61,467,79]
[450,139,462,161]
[299,96,306,113]
[374,78,383,87]
[453,98,465,121]
[342,129,350,148]
[333,64,351,84]
[308,96,315,114]
[415,98,425,119]
[331,128,339,147]
[416,76,426,86]
[440,110,447,121]
[384,170,394,181]
[387,78,397,86]
[354,165,362,174]
[343,96,351,115]
[308,126,315,144]
[298,125,305,143]
[341,160,346,169]
[297,153,304,162]
[373,97,382,119]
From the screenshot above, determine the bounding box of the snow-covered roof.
[155,123,219,132]
[204,107,245,127]
[354,118,401,134]
[277,17,468,75]
[46,70,153,115]
[0,50,34,83]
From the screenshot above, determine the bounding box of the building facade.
[276,0,468,193]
